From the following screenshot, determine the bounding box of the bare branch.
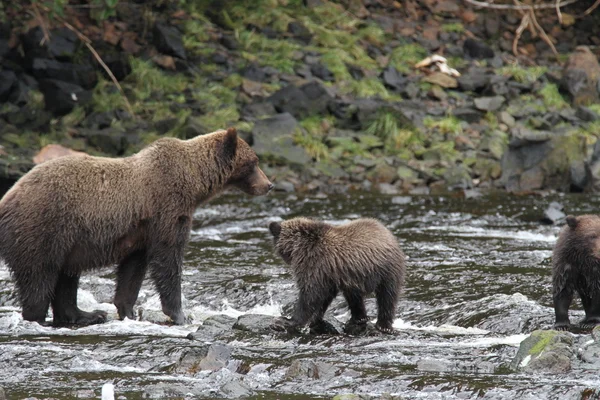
[513,12,530,56]
[556,0,563,24]
[528,7,559,58]
[579,0,600,16]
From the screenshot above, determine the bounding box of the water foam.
[420,225,556,242]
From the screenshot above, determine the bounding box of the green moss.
[129,58,188,101]
[91,79,126,113]
[357,24,386,46]
[447,56,467,70]
[498,65,547,84]
[236,30,300,73]
[484,112,499,130]
[223,73,243,89]
[390,43,428,74]
[183,19,210,52]
[424,116,463,136]
[61,106,86,127]
[442,22,464,33]
[365,110,419,150]
[321,50,352,81]
[529,331,558,356]
[340,77,389,99]
[300,115,334,136]
[197,105,240,132]
[294,132,329,161]
[587,104,600,115]
[540,83,568,109]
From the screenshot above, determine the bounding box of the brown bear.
[0,128,273,327]
[268,217,406,334]
[553,214,600,331]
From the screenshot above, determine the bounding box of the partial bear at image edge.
[0,127,273,327]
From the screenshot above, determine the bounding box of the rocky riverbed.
[3,1,600,195]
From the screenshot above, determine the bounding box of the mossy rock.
[511,329,573,373]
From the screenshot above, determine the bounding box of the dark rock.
[32,58,97,89]
[251,113,311,166]
[287,21,312,44]
[103,53,132,81]
[511,330,573,373]
[458,68,489,92]
[241,102,277,120]
[381,66,406,91]
[243,64,267,82]
[310,63,334,81]
[540,201,566,225]
[570,160,591,192]
[576,105,599,122]
[309,315,344,335]
[220,34,239,50]
[284,360,342,380]
[181,117,209,139]
[268,81,333,119]
[38,79,91,116]
[21,27,79,63]
[0,69,17,103]
[451,107,482,123]
[80,128,128,155]
[295,64,312,78]
[0,39,9,61]
[153,23,186,60]
[220,381,253,398]
[83,111,118,129]
[198,344,231,371]
[463,38,494,59]
[347,64,364,79]
[233,313,278,333]
[474,96,505,112]
[187,315,236,341]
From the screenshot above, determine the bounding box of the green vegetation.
[366,111,417,149]
[389,43,428,74]
[498,65,548,84]
[441,22,464,33]
[423,116,463,136]
[540,83,567,109]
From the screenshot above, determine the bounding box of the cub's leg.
[343,288,368,324]
[375,279,399,334]
[51,272,107,327]
[114,250,147,320]
[308,287,338,334]
[271,282,336,333]
[552,262,573,331]
[579,291,600,329]
[148,216,191,325]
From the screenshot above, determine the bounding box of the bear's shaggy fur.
[0,128,272,326]
[269,217,406,334]
[553,214,600,331]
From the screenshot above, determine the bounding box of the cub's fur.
[269,217,406,333]
[553,214,600,331]
[0,128,272,327]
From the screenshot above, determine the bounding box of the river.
[0,192,597,399]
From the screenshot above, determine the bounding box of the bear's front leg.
[148,216,191,325]
[553,289,573,331]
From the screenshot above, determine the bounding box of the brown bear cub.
[269,217,406,334]
[553,214,600,331]
[0,128,273,327]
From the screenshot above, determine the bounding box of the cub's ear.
[566,215,578,229]
[269,221,282,237]
[222,127,238,159]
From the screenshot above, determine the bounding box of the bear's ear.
[269,221,281,237]
[222,127,238,160]
[566,215,578,229]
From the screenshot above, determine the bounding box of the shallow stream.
[0,192,598,399]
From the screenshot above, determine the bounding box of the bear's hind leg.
[553,287,573,331]
[308,287,338,334]
[343,288,368,324]
[375,280,399,334]
[17,266,58,324]
[579,292,600,330]
[114,250,147,320]
[51,272,107,327]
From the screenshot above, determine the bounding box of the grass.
[389,43,428,74]
[197,105,240,132]
[294,132,329,161]
[365,111,418,149]
[340,77,390,99]
[540,83,568,109]
[300,115,335,136]
[587,104,600,115]
[441,22,464,33]
[423,116,463,136]
[498,65,548,84]
[129,58,188,101]
[236,30,301,73]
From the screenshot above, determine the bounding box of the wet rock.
[540,201,566,225]
[511,330,573,374]
[376,182,399,195]
[198,344,231,371]
[268,81,333,119]
[474,96,505,112]
[457,68,489,92]
[153,23,186,60]
[0,69,17,103]
[311,63,334,81]
[451,107,482,123]
[285,360,342,380]
[288,21,312,44]
[32,58,97,89]
[21,27,79,63]
[309,315,344,335]
[561,46,600,105]
[0,386,5,400]
[422,72,457,88]
[38,79,92,116]
[251,113,311,167]
[172,345,210,374]
[463,38,495,59]
[220,380,254,398]
[576,105,599,122]
[233,313,277,333]
[33,144,85,165]
[276,181,296,192]
[381,66,406,91]
[570,160,591,192]
[444,164,473,190]
[187,315,236,340]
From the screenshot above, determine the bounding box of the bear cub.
[269,217,406,334]
[553,214,600,331]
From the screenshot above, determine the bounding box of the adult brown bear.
[0,128,273,327]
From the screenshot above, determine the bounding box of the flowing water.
[0,192,598,399]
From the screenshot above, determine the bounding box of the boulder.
[0,69,17,103]
[463,38,494,59]
[233,313,278,333]
[511,330,573,374]
[561,46,600,105]
[32,58,97,89]
[268,81,333,119]
[474,96,505,112]
[38,79,91,116]
[381,66,406,91]
[287,21,312,44]
[251,113,311,167]
[153,23,186,60]
[21,27,79,64]
[310,63,334,81]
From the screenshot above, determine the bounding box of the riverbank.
[2,0,600,195]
